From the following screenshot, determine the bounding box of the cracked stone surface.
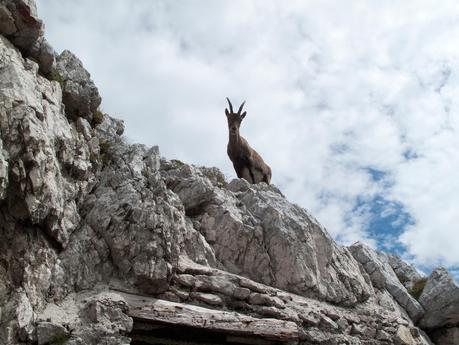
[349,242,424,322]
[418,267,459,344]
[161,163,372,307]
[55,50,101,121]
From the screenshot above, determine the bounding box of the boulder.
[0,0,43,52]
[429,327,459,345]
[387,253,425,290]
[55,50,101,121]
[349,242,424,322]
[37,322,69,345]
[37,291,133,345]
[29,37,56,74]
[0,0,55,74]
[419,267,459,330]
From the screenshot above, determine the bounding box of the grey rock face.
[161,163,372,306]
[0,0,56,75]
[29,37,55,74]
[56,50,101,121]
[68,142,212,295]
[0,4,17,36]
[0,289,35,342]
[349,243,425,322]
[387,253,425,290]
[419,268,459,330]
[154,259,431,345]
[0,35,95,249]
[37,322,69,345]
[37,291,133,345]
[0,136,7,200]
[429,327,459,345]
[0,0,43,52]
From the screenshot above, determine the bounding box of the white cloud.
[37,0,459,274]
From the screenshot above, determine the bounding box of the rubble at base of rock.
[0,1,458,344]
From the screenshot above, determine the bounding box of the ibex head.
[225,97,246,135]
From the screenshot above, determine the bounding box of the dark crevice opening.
[129,320,284,345]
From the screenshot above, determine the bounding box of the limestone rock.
[0,0,56,75]
[68,142,215,295]
[387,253,425,290]
[190,292,223,306]
[37,322,69,345]
[37,291,133,345]
[30,37,56,74]
[0,35,94,249]
[161,161,372,306]
[395,325,417,345]
[0,289,35,343]
[419,267,459,330]
[429,327,459,345]
[349,242,424,322]
[0,0,43,52]
[0,4,16,36]
[124,292,300,342]
[56,50,101,121]
[0,137,8,200]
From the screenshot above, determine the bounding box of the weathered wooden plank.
[119,292,299,342]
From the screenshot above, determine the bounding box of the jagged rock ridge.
[0,1,458,344]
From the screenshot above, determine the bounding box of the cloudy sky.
[36,0,459,280]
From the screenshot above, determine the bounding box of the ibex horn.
[237,101,246,115]
[226,97,234,113]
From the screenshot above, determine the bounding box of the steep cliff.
[0,1,457,344]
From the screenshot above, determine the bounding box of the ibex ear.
[240,111,247,120]
[225,108,230,117]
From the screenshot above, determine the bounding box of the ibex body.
[225,98,272,184]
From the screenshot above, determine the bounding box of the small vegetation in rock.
[92,109,105,126]
[408,277,428,300]
[49,68,65,88]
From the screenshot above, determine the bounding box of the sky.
[36,0,459,281]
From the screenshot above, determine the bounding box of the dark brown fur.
[225,98,272,184]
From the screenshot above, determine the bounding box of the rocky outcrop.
[161,159,372,306]
[149,258,430,345]
[0,2,455,344]
[55,50,101,121]
[428,327,459,345]
[0,0,43,52]
[418,268,459,344]
[36,291,132,345]
[387,253,424,291]
[349,243,425,322]
[0,34,95,249]
[0,0,55,74]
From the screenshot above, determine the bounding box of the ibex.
[225,98,272,184]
